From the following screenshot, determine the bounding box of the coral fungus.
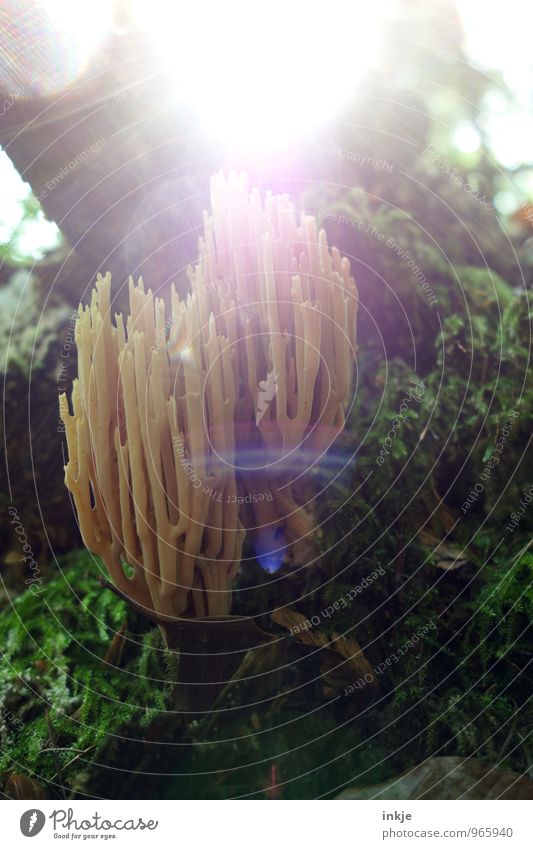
[60,173,358,624]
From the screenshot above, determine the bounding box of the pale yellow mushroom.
[60,173,357,624]
[187,172,358,562]
[60,273,244,620]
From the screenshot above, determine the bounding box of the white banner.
[1,800,530,848]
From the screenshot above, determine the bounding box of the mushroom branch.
[59,172,358,631]
[188,172,358,565]
[60,273,244,620]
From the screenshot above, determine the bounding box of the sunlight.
[133,0,388,150]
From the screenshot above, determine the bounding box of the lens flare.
[134,0,388,149]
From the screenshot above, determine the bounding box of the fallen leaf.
[420,530,475,570]
[433,490,457,532]
[435,557,470,571]
[336,757,533,800]
[103,622,127,667]
[272,607,377,698]
[5,773,46,799]
[512,202,533,230]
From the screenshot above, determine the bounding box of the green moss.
[0,553,175,795]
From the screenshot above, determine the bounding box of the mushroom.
[60,172,358,630]
[60,273,244,620]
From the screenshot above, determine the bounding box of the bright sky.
[0,153,61,260]
[458,0,533,169]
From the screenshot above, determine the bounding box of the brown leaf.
[437,503,457,533]
[272,607,325,647]
[272,607,377,697]
[512,202,533,230]
[5,773,46,799]
[3,548,21,565]
[435,557,470,571]
[428,486,458,533]
[103,623,127,667]
[419,531,474,570]
[337,757,533,800]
